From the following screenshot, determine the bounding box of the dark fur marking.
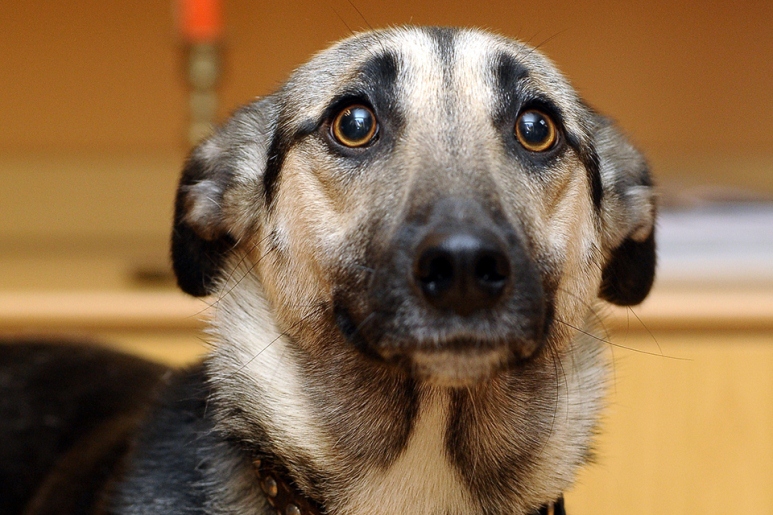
[586,145,604,209]
[427,27,456,85]
[262,123,293,208]
[599,228,656,306]
[298,341,420,471]
[264,52,401,208]
[446,376,549,511]
[565,132,603,210]
[358,51,400,100]
[263,116,319,207]
[491,52,530,128]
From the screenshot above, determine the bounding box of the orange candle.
[177,0,223,43]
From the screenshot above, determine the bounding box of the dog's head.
[172,27,655,387]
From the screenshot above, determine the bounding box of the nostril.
[416,250,454,297]
[474,252,509,290]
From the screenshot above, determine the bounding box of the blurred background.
[0,1,771,513]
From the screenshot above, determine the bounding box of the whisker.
[554,284,612,341]
[554,318,690,361]
[545,345,562,455]
[329,4,355,36]
[625,306,664,356]
[233,305,326,375]
[346,0,373,31]
[216,233,273,301]
[215,245,274,306]
[346,310,378,343]
[531,28,570,52]
[186,234,273,319]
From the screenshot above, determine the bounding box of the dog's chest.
[333,391,474,515]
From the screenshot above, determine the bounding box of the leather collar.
[253,457,565,515]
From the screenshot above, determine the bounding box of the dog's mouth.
[334,303,547,386]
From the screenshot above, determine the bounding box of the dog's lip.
[377,335,510,355]
[376,334,541,361]
[335,301,543,361]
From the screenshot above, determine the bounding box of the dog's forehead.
[282,27,583,126]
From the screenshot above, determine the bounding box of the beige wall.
[2,1,772,159]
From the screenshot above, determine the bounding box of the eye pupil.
[332,105,377,147]
[515,110,556,152]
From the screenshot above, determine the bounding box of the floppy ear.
[171,98,278,297]
[593,117,657,306]
[599,228,656,306]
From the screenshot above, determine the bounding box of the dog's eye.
[515,110,557,152]
[331,105,378,148]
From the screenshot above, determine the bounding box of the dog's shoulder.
[0,341,170,514]
[0,341,265,515]
[106,363,215,513]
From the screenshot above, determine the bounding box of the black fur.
[581,142,604,210]
[0,341,168,514]
[107,364,216,513]
[0,342,263,514]
[492,51,530,110]
[262,123,294,208]
[171,219,235,297]
[599,228,657,306]
[356,51,401,109]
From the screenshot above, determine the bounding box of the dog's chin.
[406,348,511,387]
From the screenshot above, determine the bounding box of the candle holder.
[176,0,223,146]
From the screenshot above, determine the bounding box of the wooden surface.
[0,291,206,330]
[567,330,773,514]
[1,286,771,331]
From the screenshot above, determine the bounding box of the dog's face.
[171,27,655,513]
[174,27,654,385]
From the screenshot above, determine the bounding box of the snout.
[336,197,546,385]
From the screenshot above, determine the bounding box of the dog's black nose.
[413,231,510,316]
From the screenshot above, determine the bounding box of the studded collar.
[253,457,565,515]
[254,458,323,515]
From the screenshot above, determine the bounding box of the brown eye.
[331,105,378,147]
[515,109,557,152]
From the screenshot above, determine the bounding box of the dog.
[0,26,656,514]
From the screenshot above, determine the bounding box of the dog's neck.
[209,279,603,514]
